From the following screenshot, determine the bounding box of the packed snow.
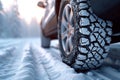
[0,39,120,80]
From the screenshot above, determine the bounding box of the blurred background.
[0,0,45,38]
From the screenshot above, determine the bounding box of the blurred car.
[38,0,57,48]
[38,0,120,71]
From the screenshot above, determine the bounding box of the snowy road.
[0,39,120,80]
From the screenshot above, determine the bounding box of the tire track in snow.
[0,42,36,80]
[32,44,92,80]
[13,43,37,80]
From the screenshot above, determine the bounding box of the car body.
[38,0,120,71]
[38,0,57,39]
[39,0,120,44]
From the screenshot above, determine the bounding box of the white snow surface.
[0,38,120,80]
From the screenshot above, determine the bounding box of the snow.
[0,38,120,80]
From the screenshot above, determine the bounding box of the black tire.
[58,0,112,71]
[41,33,50,48]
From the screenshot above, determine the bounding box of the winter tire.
[58,0,112,71]
[41,33,50,48]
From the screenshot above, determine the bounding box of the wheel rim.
[60,4,74,56]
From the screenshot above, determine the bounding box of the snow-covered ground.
[0,38,120,80]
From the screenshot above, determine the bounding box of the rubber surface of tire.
[41,33,50,48]
[58,0,112,71]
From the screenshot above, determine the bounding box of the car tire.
[58,0,112,71]
[41,33,50,48]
